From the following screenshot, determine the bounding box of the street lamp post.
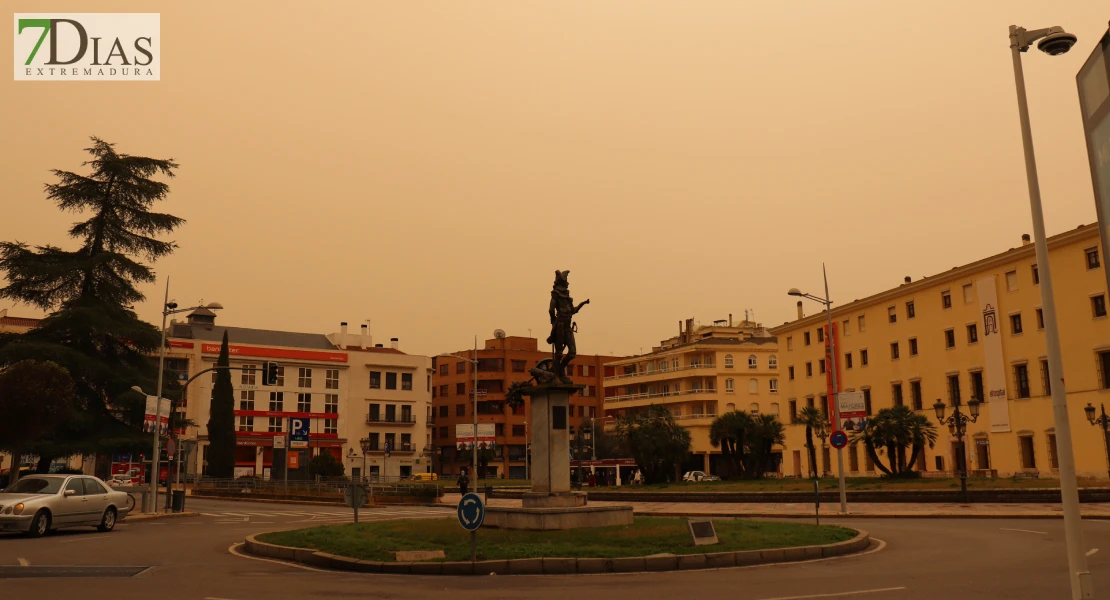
[932,397,981,501]
[789,264,847,514]
[359,437,373,483]
[812,419,829,477]
[146,279,222,514]
[1084,404,1110,480]
[1008,23,1093,600]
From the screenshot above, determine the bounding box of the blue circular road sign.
[457,492,485,531]
[830,430,848,449]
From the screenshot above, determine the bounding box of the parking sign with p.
[290,418,309,448]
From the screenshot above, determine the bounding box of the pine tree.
[205,332,236,478]
[0,137,183,464]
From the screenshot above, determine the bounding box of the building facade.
[772,224,1110,479]
[602,317,781,474]
[431,335,621,479]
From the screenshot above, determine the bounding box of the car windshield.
[3,477,64,494]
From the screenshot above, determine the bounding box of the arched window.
[769,355,778,369]
[726,402,736,412]
[749,378,758,394]
[724,354,734,369]
[769,379,779,393]
[725,378,735,393]
[749,402,760,415]
[659,359,668,372]
[769,402,780,416]
[748,355,758,369]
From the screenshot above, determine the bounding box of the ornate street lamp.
[933,397,980,500]
[1084,403,1110,480]
[359,437,374,483]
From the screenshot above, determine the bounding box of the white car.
[0,475,133,537]
[682,471,721,482]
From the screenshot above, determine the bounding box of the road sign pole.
[470,529,476,562]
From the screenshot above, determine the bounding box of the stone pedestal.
[482,383,633,530]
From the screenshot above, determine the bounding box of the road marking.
[17,558,28,566]
[217,512,251,517]
[1000,528,1047,535]
[1088,548,1099,557]
[204,597,240,600]
[60,536,110,543]
[755,587,906,600]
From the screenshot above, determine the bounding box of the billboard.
[142,395,170,435]
[1077,29,1110,301]
[455,423,495,450]
[823,322,843,432]
[977,276,1011,433]
[837,391,868,429]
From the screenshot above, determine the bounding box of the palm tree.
[709,411,752,478]
[796,406,827,478]
[744,414,787,478]
[850,405,938,477]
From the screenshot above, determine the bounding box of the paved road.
[1,497,1109,599]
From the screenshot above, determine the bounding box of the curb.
[641,511,1110,520]
[124,511,200,522]
[241,529,871,575]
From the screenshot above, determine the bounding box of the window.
[386,372,398,390]
[438,405,448,418]
[268,391,284,411]
[819,395,829,420]
[1019,435,1036,469]
[401,405,412,422]
[804,331,811,346]
[672,358,680,371]
[786,337,793,351]
[724,354,734,368]
[842,319,850,335]
[268,417,283,432]
[1032,264,1039,284]
[439,384,448,397]
[944,329,956,348]
[512,424,525,437]
[942,291,952,309]
[748,354,758,369]
[963,283,974,304]
[909,337,918,356]
[806,396,815,409]
[967,324,978,344]
[947,374,961,404]
[401,373,413,390]
[1040,360,1051,396]
[369,403,381,421]
[805,362,813,377]
[749,378,758,394]
[971,371,985,402]
[238,416,253,432]
[587,386,596,397]
[888,306,897,323]
[788,365,795,380]
[456,404,465,416]
[892,383,904,406]
[769,402,780,416]
[890,342,900,360]
[860,349,869,366]
[1005,270,1018,292]
[1036,308,1044,330]
[1047,433,1059,469]
[324,394,339,414]
[911,380,923,411]
[1010,313,1023,335]
[768,355,778,369]
[845,352,853,369]
[241,364,257,386]
[367,433,380,451]
[369,371,381,389]
[239,390,255,410]
[298,368,312,388]
[1014,364,1031,398]
[1100,351,1110,389]
[725,378,735,393]
[325,369,339,389]
[858,315,866,332]
[769,379,778,393]
[1087,247,1101,270]
[438,363,448,377]
[1093,295,1108,318]
[324,419,337,435]
[789,400,798,423]
[816,328,824,343]
[749,402,760,415]
[297,392,311,412]
[456,382,465,395]
[906,301,916,319]
[456,361,466,374]
[863,388,872,414]
[818,359,826,374]
[511,360,526,372]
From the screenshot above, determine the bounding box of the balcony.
[366,414,417,426]
[604,362,717,382]
[359,440,416,454]
[604,388,718,404]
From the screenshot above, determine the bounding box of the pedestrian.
[457,467,470,496]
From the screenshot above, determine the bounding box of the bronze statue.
[547,270,589,384]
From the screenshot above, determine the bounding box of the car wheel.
[97,508,117,532]
[27,510,50,538]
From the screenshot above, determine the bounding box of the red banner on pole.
[824,322,842,433]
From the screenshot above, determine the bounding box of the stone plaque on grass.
[393,550,446,562]
[687,519,718,546]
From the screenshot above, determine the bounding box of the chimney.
[685,318,695,343]
[1022,233,1031,246]
[729,313,733,327]
[796,300,804,320]
[678,320,683,342]
[360,324,368,349]
[390,337,399,350]
[904,276,911,284]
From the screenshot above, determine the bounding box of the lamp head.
[787,288,803,297]
[968,399,981,419]
[933,399,946,421]
[165,301,178,311]
[1086,403,1097,423]
[205,302,224,310]
[131,385,144,394]
[1037,29,1077,56]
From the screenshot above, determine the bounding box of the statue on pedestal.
[547,270,589,384]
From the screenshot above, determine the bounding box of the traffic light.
[261,362,280,386]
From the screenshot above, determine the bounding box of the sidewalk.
[439,493,1110,519]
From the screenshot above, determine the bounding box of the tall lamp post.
[812,418,829,477]
[146,284,222,514]
[1083,404,1110,480]
[1008,23,1093,599]
[789,264,847,514]
[359,437,373,483]
[932,397,980,501]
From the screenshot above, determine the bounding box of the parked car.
[0,475,132,537]
[410,472,439,482]
[682,471,721,482]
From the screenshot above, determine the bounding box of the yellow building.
[772,224,1110,479]
[602,316,783,474]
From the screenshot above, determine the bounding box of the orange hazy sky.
[3,1,1109,357]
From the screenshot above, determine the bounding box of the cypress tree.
[205,331,236,478]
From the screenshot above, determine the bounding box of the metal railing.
[604,388,719,404]
[366,414,417,424]
[605,362,718,381]
[191,476,443,499]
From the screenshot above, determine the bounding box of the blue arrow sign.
[457,492,484,531]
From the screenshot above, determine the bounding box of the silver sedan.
[0,475,133,537]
